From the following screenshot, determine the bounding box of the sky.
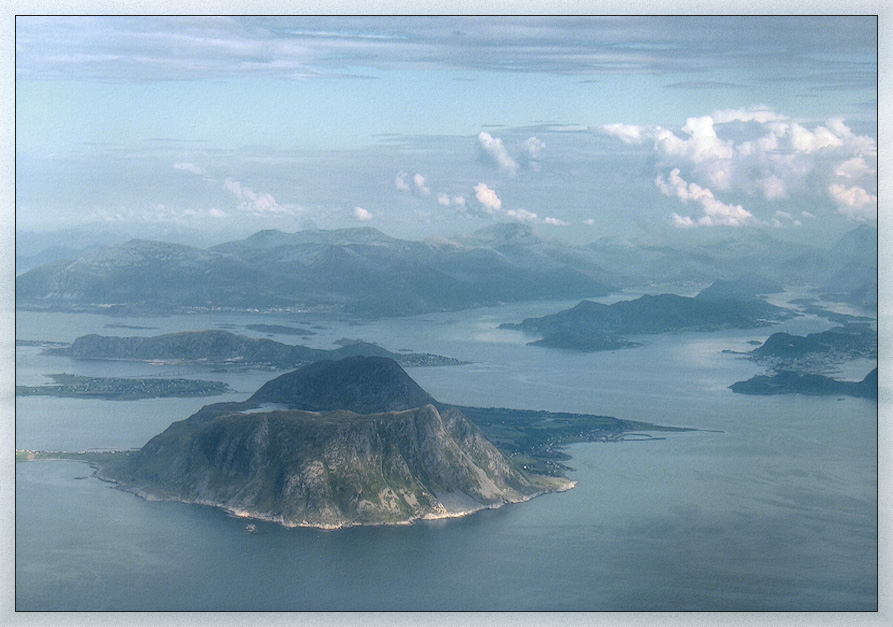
[14,14,879,248]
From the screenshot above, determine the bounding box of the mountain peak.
[248,355,436,413]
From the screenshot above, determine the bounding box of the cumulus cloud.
[602,123,646,144]
[583,218,596,225]
[828,183,877,221]
[209,208,226,218]
[394,172,411,192]
[224,178,291,214]
[605,106,878,224]
[656,168,753,227]
[543,216,568,226]
[354,206,373,221]
[478,132,519,175]
[173,162,206,175]
[835,156,871,179]
[413,173,430,195]
[474,183,502,213]
[506,208,538,222]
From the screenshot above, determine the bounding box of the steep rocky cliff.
[100,356,570,528]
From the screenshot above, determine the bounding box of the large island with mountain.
[501,281,793,351]
[98,356,576,529]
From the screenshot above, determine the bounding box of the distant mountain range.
[46,330,467,368]
[15,224,877,317]
[501,285,793,351]
[16,224,611,317]
[98,356,573,529]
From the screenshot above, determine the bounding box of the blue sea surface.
[14,303,878,610]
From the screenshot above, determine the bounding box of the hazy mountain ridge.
[99,357,570,529]
[16,224,876,316]
[17,225,613,317]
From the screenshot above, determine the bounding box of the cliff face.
[101,356,567,528]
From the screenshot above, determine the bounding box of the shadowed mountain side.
[98,356,572,529]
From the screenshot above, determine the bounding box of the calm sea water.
[14,300,879,610]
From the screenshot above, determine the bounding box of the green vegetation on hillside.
[15,374,231,400]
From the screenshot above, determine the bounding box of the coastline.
[93,462,576,531]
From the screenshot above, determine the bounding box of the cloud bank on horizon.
[14,16,877,245]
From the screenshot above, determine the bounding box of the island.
[501,286,792,351]
[730,368,877,399]
[97,356,578,529]
[43,330,467,369]
[15,374,232,400]
[746,324,877,370]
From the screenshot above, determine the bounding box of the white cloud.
[522,136,546,160]
[437,192,451,206]
[224,178,291,214]
[712,107,787,125]
[354,206,373,221]
[656,168,753,227]
[801,211,817,220]
[474,183,502,213]
[173,162,206,175]
[789,122,844,153]
[583,218,596,225]
[209,208,226,218]
[413,173,430,195]
[760,175,787,200]
[395,172,411,192]
[478,132,519,176]
[828,183,877,221]
[605,107,878,226]
[602,123,646,144]
[543,216,568,226]
[506,208,538,222]
[835,157,871,179]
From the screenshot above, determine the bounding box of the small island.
[16,374,232,400]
